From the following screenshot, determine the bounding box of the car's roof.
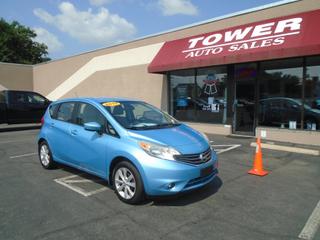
[53,97,141,104]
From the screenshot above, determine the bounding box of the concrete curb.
[0,124,41,132]
[250,142,320,156]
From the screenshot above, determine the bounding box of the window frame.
[168,55,320,131]
[74,102,120,138]
[9,91,28,104]
[49,103,60,119]
[55,101,77,124]
[26,92,47,105]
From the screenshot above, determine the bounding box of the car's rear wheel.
[39,141,56,169]
[112,161,144,204]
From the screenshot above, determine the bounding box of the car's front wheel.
[38,141,56,169]
[112,161,144,204]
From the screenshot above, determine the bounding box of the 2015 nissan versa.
[38,98,218,204]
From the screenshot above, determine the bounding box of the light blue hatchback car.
[38,98,218,204]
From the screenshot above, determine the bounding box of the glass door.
[233,63,257,135]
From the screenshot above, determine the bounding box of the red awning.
[148,10,320,73]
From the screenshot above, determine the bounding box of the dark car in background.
[259,97,320,129]
[0,90,50,124]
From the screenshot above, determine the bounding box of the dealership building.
[1,0,320,145]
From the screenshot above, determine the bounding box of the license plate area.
[200,165,214,178]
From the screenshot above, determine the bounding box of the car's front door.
[26,92,50,123]
[68,102,109,177]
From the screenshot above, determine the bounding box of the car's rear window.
[49,104,60,119]
[56,102,76,122]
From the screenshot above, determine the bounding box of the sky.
[0,0,287,60]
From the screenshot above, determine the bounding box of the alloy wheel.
[40,144,50,167]
[114,167,136,200]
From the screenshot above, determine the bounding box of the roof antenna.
[74,92,78,98]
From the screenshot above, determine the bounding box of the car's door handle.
[70,129,78,136]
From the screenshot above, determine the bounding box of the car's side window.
[10,92,27,104]
[76,103,119,137]
[106,122,118,137]
[56,102,76,123]
[27,93,46,105]
[49,104,60,119]
[76,103,106,126]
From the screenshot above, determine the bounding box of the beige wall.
[61,64,168,110]
[0,62,33,91]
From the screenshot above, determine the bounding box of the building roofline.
[34,0,300,66]
[0,61,33,67]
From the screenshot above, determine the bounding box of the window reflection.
[170,69,196,121]
[259,58,303,129]
[305,56,320,130]
[169,56,320,132]
[196,67,227,123]
[169,67,227,124]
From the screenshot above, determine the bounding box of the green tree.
[0,18,50,64]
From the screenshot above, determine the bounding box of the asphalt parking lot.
[0,129,319,240]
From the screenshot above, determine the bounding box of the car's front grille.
[174,148,211,165]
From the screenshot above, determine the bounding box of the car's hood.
[127,124,209,154]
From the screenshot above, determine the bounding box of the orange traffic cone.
[248,137,269,176]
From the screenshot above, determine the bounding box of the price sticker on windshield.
[102,102,121,107]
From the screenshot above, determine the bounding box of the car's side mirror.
[84,122,102,132]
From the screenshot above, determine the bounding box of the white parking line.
[10,153,37,159]
[63,179,93,183]
[211,144,241,154]
[54,174,109,197]
[299,200,320,240]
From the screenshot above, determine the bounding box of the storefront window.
[304,56,320,131]
[170,69,196,122]
[259,58,303,129]
[195,67,227,123]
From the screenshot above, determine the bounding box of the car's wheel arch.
[108,155,146,188]
[38,138,46,146]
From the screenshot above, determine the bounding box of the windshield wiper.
[151,123,181,128]
[127,123,180,130]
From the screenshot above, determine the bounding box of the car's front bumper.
[138,150,218,196]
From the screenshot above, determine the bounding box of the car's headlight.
[139,141,180,160]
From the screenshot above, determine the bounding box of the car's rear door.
[48,101,78,165]
[26,92,50,123]
[6,91,30,123]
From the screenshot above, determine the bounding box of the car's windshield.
[101,101,180,130]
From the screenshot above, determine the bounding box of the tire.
[38,141,56,169]
[112,161,145,204]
